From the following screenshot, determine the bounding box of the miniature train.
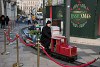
[51,36,77,61]
[21,28,77,62]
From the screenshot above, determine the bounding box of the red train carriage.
[50,36,77,61]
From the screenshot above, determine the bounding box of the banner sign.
[70,0,98,38]
[71,3,91,28]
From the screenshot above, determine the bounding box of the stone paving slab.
[70,37,100,46]
[0,43,62,67]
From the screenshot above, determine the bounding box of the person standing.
[27,16,32,25]
[0,15,6,29]
[40,20,52,53]
[5,16,9,27]
[27,20,31,25]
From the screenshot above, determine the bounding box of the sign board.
[71,4,91,28]
[70,0,98,38]
[52,6,64,19]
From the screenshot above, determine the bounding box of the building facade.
[46,0,100,39]
[0,0,17,20]
[17,0,42,15]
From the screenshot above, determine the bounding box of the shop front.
[46,0,100,38]
[70,0,100,38]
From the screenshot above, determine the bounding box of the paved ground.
[0,23,100,67]
[70,37,100,46]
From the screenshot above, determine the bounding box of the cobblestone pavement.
[0,24,100,67]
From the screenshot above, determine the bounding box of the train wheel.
[66,55,77,62]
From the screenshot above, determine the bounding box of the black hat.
[46,20,51,24]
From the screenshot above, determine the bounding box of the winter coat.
[40,26,51,47]
[1,20,5,25]
[0,15,5,25]
[5,17,9,25]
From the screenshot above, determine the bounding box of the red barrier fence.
[5,29,17,43]
[4,28,99,67]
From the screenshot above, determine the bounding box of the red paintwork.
[51,36,77,57]
[50,6,52,18]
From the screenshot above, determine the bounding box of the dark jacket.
[0,15,5,25]
[5,16,9,25]
[1,20,5,25]
[40,26,51,47]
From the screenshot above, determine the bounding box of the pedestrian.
[27,16,32,25]
[0,15,6,29]
[28,20,31,25]
[40,20,52,53]
[5,16,9,27]
[28,22,40,43]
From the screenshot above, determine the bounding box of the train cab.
[51,36,77,61]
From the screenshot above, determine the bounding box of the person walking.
[40,20,52,53]
[5,16,10,27]
[0,15,6,29]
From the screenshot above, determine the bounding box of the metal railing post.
[37,38,40,67]
[13,34,23,67]
[1,29,10,55]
